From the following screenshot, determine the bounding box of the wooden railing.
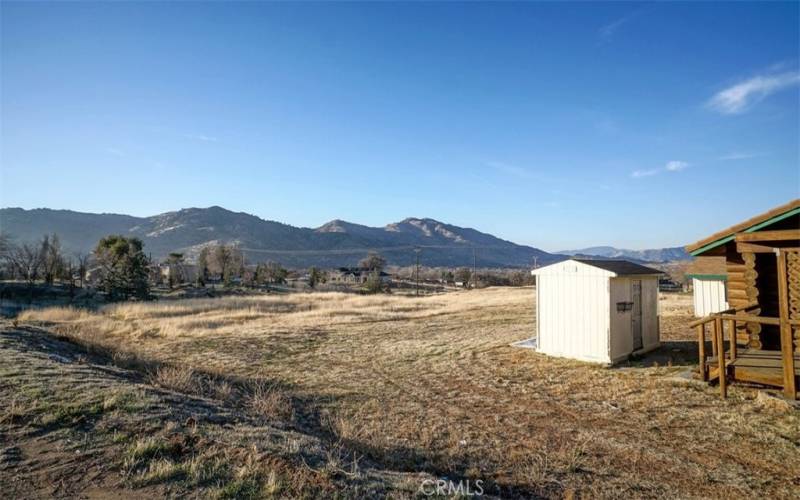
[691,302,799,398]
[690,302,757,398]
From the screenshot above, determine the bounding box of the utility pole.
[414,247,421,296]
[472,246,477,290]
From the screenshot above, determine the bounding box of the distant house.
[329,267,391,284]
[160,262,197,284]
[84,266,104,287]
[658,277,683,293]
[531,258,663,364]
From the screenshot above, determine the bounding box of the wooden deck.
[708,349,800,388]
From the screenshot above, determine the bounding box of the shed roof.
[572,259,664,276]
[685,199,800,256]
[532,258,663,276]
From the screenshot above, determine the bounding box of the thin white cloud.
[707,71,800,114]
[183,133,218,142]
[631,168,659,178]
[486,161,538,179]
[665,160,689,172]
[105,147,124,157]
[718,152,760,161]
[631,160,690,179]
[599,12,637,40]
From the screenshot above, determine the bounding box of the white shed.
[684,256,728,317]
[690,278,728,317]
[531,258,663,364]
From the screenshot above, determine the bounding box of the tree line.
[390,265,535,288]
[1,232,534,302]
[0,232,151,300]
[0,233,90,288]
[0,233,301,300]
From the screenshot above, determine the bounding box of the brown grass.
[247,379,294,422]
[20,288,800,497]
[148,365,197,393]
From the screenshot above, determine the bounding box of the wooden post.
[715,317,727,397]
[776,250,797,400]
[710,319,718,357]
[728,318,737,361]
[697,324,707,381]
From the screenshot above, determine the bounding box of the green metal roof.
[689,206,800,256]
[685,273,727,281]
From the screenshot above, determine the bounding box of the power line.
[414,247,421,296]
[472,246,476,289]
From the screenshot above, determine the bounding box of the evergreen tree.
[94,235,150,300]
[364,269,384,294]
[308,267,322,289]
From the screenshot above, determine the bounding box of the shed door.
[631,280,643,350]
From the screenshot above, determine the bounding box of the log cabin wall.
[724,242,759,346]
[786,251,800,354]
[723,245,781,349]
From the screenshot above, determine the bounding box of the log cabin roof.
[686,199,800,256]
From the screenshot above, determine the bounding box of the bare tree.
[40,233,65,285]
[7,242,44,286]
[359,251,386,271]
[0,232,10,258]
[454,267,472,288]
[0,232,12,279]
[196,247,210,286]
[258,261,288,285]
[209,244,243,285]
[166,252,186,287]
[213,244,232,282]
[75,252,90,288]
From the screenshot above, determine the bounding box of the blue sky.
[1,2,798,251]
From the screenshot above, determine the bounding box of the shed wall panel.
[609,277,661,361]
[609,279,632,360]
[641,278,660,351]
[692,278,728,317]
[537,270,610,363]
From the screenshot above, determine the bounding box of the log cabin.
[686,199,800,399]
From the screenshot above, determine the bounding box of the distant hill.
[558,245,691,263]
[0,207,558,268]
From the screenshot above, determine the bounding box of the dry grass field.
[4,288,800,498]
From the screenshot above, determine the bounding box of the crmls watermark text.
[420,479,484,496]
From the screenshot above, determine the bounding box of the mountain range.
[558,245,691,263]
[0,207,558,268]
[0,207,692,268]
